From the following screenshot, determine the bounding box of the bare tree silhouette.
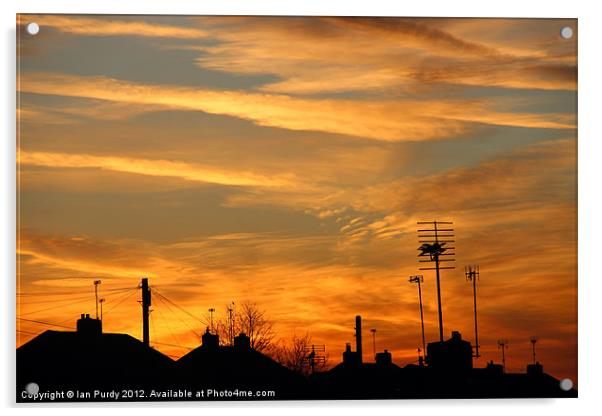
[273,332,329,376]
[238,301,275,352]
[211,301,275,353]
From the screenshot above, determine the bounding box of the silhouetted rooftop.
[177,338,307,399]
[17,329,175,399]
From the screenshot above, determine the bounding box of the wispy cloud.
[19,150,299,188]
[23,15,208,39]
[16,16,577,381]
[19,73,574,142]
[193,17,576,94]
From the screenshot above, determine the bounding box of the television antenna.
[303,344,326,373]
[94,280,102,319]
[409,275,426,357]
[417,221,455,342]
[530,336,538,364]
[227,302,235,346]
[497,339,508,372]
[208,308,216,333]
[465,265,481,358]
[99,298,105,321]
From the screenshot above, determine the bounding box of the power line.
[17,290,90,297]
[18,293,96,305]
[102,288,139,317]
[151,288,204,323]
[17,317,74,330]
[17,329,42,336]
[152,340,194,351]
[18,292,94,308]
[16,286,137,297]
[18,287,137,318]
[18,294,98,317]
[151,288,201,338]
[153,295,184,351]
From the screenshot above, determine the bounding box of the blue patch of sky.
[20,26,279,90]
[19,186,332,242]
[379,124,572,179]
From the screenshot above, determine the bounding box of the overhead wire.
[17,317,75,330]
[151,288,204,324]
[17,286,137,297]
[18,287,136,317]
[153,294,184,351]
[17,329,42,336]
[102,288,139,317]
[151,288,201,338]
[17,285,202,357]
[153,340,194,351]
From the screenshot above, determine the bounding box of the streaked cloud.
[193,17,576,94]
[16,16,577,383]
[23,14,208,39]
[19,150,299,188]
[19,73,574,142]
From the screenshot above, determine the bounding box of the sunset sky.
[17,15,577,382]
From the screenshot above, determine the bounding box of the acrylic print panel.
[16,15,577,401]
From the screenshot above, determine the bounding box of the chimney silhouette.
[234,332,251,350]
[355,315,363,364]
[201,327,219,350]
[76,313,102,336]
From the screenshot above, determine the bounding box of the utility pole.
[530,336,538,364]
[409,275,426,358]
[370,328,377,359]
[465,265,481,358]
[141,278,151,347]
[94,280,102,319]
[417,221,455,342]
[498,339,508,372]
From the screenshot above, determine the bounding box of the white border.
[3,1,601,415]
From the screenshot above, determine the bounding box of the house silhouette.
[175,328,308,399]
[16,314,577,401]
[17,314,175,400]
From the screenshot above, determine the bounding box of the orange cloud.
[192,17,576,93]
[22,15,208,39]
[19,73,574,142]
[15,16,577,383]
[19,150,299,188]
[16,146,577,375]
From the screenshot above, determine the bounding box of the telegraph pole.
[409,275,426,357]
[417,221,455,342]
[141,278,151,347]
[465,265,481,358]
